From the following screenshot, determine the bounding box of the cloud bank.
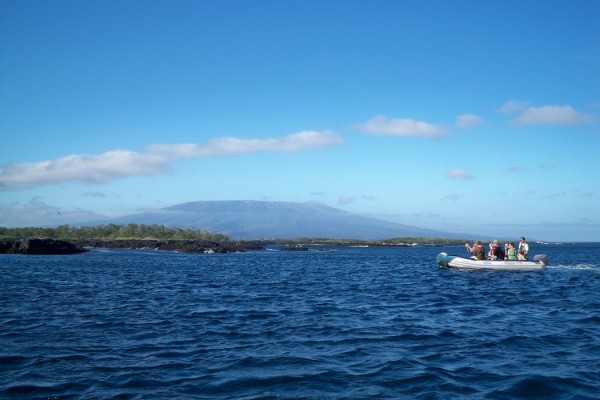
[500,101,595,126]
[357,115,446,138]
[513,105,595,125]
[0,131,343,190]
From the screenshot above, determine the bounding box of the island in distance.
[89,200,465,240]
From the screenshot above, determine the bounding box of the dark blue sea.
[1,243,600,399]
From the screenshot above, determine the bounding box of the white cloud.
[0,149,171,190]
[447,169,474,179]
[498,100,531,114]
[356,115,446,138]
[146,130,343,158]
[0,131,343,190]
[455,114,483,129]
[500,101,596,126]
[513,105,595,126]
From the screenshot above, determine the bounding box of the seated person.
[465,240,485,260]
[490,240,505,260]
[487,243,494,260]
[506,242,518,260]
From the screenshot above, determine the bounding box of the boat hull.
[436,252,548,271]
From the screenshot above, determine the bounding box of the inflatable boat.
[436,252,548,271]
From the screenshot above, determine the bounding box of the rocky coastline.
[0,238,266,255]
[71,239,266,254]
[0,238,88,255]
[0,237,453,255]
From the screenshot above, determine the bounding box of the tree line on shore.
[275,237,466,246]
[0,224,230,242]
[0,224,469,245]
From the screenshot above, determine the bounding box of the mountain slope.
[101,200,462,240]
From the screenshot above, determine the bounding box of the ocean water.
[1,243,599,399]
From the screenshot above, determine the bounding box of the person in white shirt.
[518,236,529,260]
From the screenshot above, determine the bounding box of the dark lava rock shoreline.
[71,239,266,254]
[0,238,88,255]
[0,238,266,255]
[0,238,434,255]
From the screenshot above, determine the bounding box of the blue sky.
[1,0,599,242]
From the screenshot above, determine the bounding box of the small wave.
[491,375,593,399]
[3,382,84,399]
[573,315,600,324]
[0,355,33,367]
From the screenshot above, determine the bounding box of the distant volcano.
[98,200,462,240]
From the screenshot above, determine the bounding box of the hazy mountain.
[97,200,465,240]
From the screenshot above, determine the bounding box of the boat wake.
[548,264,600,270]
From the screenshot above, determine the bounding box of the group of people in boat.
[465,237,529,261]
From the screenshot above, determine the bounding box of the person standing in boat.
[518,237,529,260]
[465,240,485,260]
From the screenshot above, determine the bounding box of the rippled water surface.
[1,243,600,399]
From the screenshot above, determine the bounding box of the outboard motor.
[533,254,549,266]
[436,252,453,267]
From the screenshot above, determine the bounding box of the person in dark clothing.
[491,240,505,260]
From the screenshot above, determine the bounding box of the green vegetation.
[0,224,230,241]
[264,237,468,246]
[0,224,469,245]
[375,237,468,245]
